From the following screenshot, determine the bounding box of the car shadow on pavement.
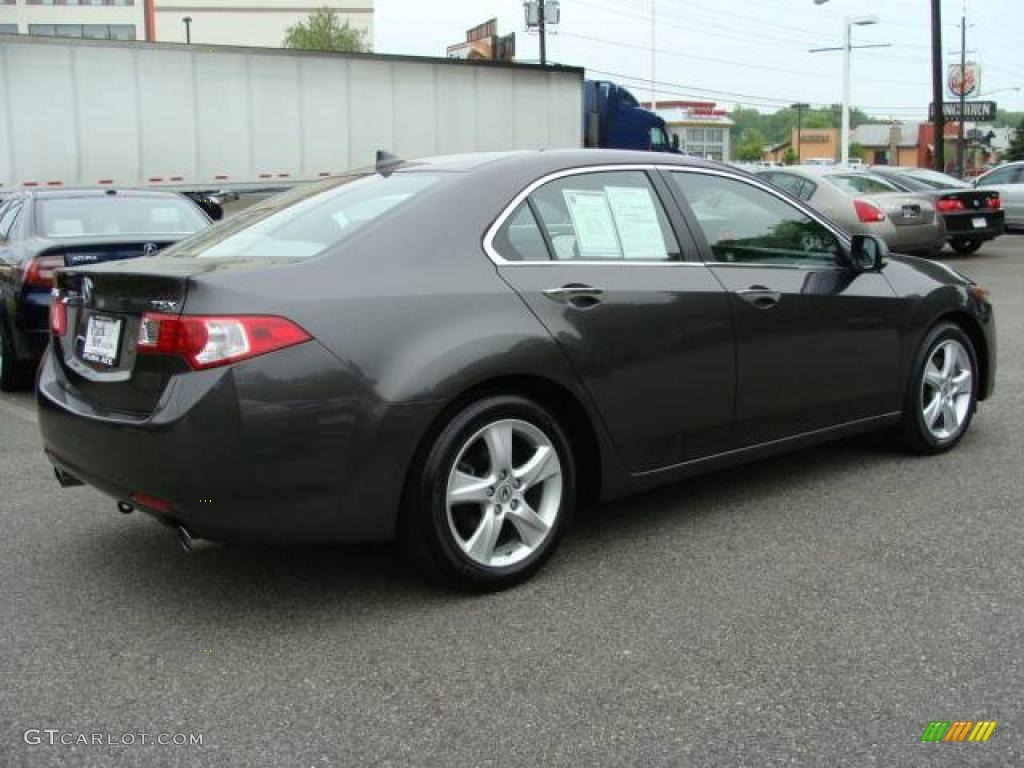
[63,430,918,622]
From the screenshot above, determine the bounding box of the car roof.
[400,148,727,176]
[24,188,191,200]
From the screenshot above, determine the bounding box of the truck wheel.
[404,394,576,590]
[950,238,982,255]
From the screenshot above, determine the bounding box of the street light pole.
[538,0,546,66]
[956,9,967,177]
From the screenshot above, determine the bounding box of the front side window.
[527,171,680,262]
[170,172,441,260]
[37,196,207,238]
[671,172,840,266]
[979,166,1016,186]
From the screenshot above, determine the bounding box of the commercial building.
[0,0,373,48]
[644,101,733,161]
[849,123,917,166]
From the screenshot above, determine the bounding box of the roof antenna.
[375,150,403,176]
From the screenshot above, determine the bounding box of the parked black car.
[37,151,996,589]
[870,166,1005,255]
[0,188,210,390]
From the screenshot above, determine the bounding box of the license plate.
[82,315,123,367]
[902,205,919,219]
[972,216,988,229]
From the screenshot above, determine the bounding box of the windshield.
[649,126,669,150]
[37,195,208,238]
[826,173,901,196]
[169,172,441,260]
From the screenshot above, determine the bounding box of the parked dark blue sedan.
[0,189,210,390]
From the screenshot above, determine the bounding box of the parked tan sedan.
[757,166,947,256]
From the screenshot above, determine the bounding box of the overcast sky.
[374,0,1023,119]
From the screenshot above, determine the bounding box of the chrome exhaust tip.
[177,525,195,553]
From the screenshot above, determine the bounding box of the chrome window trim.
[482,163,852,268]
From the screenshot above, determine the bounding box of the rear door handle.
[543,284,605,309]
[736,285,781,309]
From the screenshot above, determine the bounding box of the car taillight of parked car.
[935,198,966,213]
[50,292,67,336]
[854,199,886,223]
[136,313,311,370]
[24,253,65,288]
[985,194,1001,210]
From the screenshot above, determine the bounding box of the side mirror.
[849,233,887,272]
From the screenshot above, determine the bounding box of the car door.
[0,199,26,329]
[665,168,905,447]
[488,167,736,473]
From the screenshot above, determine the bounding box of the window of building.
[0,24,16,33]
[28,23,136,39]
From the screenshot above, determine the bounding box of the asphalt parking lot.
[2,236,1023,767]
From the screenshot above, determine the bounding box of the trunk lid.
[51,257,253,415]
[863,192,937,227]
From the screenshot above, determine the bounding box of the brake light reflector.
[130,492,172,514]
[50,294,67,336]
[24,253,65,288]
[936,197,966,213]
[853,199,886,223]
[136,314,311,369]
[985,194,1001,210]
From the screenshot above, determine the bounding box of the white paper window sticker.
[605,186,669,260]
[562,189,622,258]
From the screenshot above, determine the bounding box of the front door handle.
[736,285,781,309]
[543,284,605,309]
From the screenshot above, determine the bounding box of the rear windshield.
[168,172,441,260]
[37,196,208,238]
[826,174,901,196]
[902,169,970,189]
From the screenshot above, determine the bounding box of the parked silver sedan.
[973,161,1024,230]
[757,166,946,256]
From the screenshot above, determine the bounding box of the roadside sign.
[928,101,997,121]
[947,62,981,99]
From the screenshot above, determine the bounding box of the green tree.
[848,142,867,161]
[783,147,798,165]
[1005,118,1024,162]
[283,7,369,52]
[734,128,768,162]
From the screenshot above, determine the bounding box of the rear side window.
[763,173,816,201]
[526,171,680,261]
[0,201,22,240]
[172,173,441,260]
[37,196,207,238]
[492,203,550,261]
[826,174,900,196]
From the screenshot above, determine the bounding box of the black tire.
[950,238,983,255]
[0,321,33,393]
[898,322,979,455]
[403,394,576,590]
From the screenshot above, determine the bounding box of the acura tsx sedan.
[38,150,996,589]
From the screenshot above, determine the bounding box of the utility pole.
[650,0,657,112]
[791,103,809,163]
[538,0,546,66]
[930,0,945,172]
[956,8,967,177]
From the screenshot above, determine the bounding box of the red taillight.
[136,314,311,370]
[936,197,966,213]
[130,492,172,514]
[50,295,67,336]
[985,193,1001,210]
[24,253,65,288]
[854,199,886,223]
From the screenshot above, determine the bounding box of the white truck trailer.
[0,35,584,192]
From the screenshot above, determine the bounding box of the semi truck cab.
[583,80,680,153]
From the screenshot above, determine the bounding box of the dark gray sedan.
[37,150,996,589]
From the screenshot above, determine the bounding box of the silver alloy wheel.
[920,338,973,441]
[445,418,563,568]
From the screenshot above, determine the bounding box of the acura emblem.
[142,242,159,257]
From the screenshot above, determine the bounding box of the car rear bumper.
[37,341,439,542]
[943,210,1005,241]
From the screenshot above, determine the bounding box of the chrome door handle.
[543,284,605,309]
[736,285,781,309]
